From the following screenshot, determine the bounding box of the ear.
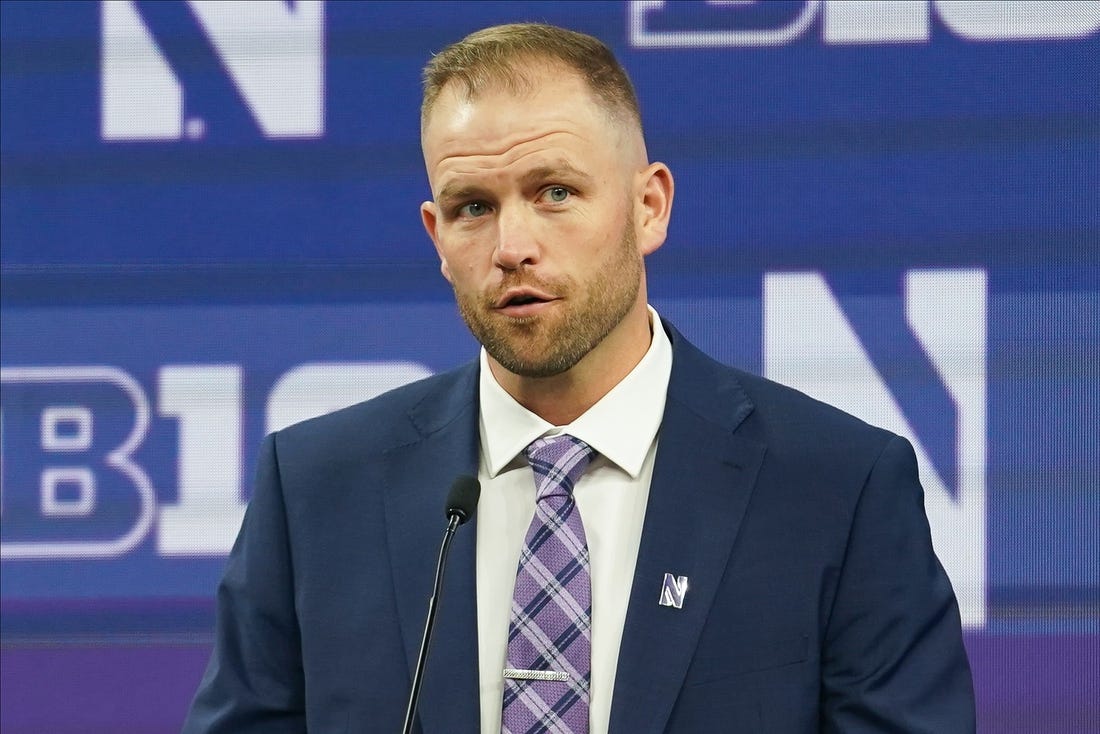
[420,200,453,283]
[634,162,674,257]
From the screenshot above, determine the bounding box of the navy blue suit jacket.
[183,322,974,733]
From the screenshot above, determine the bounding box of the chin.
[490,340,595,379]
[491,354,565,379]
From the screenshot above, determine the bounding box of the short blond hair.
[421,23,641,132]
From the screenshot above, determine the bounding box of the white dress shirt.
[476,306,673,734]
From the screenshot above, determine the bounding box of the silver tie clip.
[503,668,570,682]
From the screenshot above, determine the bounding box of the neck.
[489,302,654,425]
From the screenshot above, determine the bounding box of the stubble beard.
[454,223,642,379]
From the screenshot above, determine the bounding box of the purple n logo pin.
[658,573,689,609]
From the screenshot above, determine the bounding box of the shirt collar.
[478,306,672,479]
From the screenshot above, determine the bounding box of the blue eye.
[459,201,489,218]
[544,186,570,203]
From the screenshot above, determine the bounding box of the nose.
[492,206,539,271]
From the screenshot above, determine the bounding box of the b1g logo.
[630,0,1100,48]
[0,367,156,560]
[0,362,430,559]
[100,0,325,141]
[764,269,987,628]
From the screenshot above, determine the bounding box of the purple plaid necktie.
[502,434,596,734]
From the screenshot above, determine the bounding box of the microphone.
[401,475,481,734]
[444,475,480,528]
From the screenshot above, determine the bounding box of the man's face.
[420,66,647,378]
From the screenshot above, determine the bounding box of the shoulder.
[271,359,478,460]
[730,366,912,508]
[666,322,897,470]
[735,367,894,453]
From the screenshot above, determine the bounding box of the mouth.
[494,287,558,316]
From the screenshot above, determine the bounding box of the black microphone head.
[445,475,480,525]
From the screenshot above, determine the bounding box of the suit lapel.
[609,329,766,734]
[381,364,481,734]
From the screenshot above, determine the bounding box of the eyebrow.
[518,162,594,189]
[435,183,487,209]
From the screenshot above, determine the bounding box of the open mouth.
[505,293,545,306]
[496,288,557,313]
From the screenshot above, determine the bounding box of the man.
[183,23,974,734]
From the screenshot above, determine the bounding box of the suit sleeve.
[181,433,307,734]
[821,434,976,733]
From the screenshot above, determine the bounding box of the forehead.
[421,68,619,180]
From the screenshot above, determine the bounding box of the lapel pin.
[658,573,689,609]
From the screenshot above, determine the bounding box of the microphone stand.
[401,511,462,734]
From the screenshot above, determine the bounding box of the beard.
[453,221,642,379]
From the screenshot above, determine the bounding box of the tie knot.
[525,435,595,501]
